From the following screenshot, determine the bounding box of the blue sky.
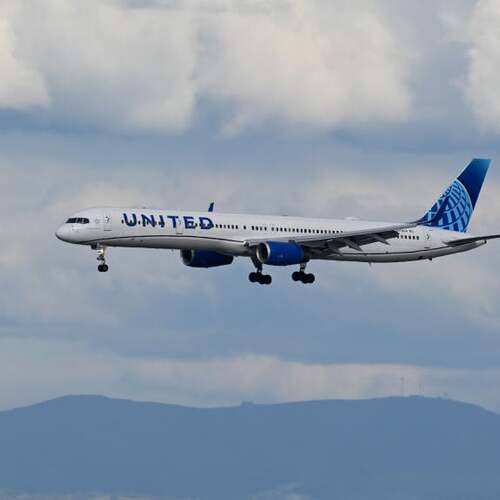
[1,0,500,411]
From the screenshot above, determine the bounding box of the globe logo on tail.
[423,180,473,232]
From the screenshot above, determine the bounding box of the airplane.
[56,159,500,285]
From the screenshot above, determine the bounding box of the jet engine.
[256,241,306,266]
[181,249,234,268]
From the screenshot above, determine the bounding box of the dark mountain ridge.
[1,395,499,499]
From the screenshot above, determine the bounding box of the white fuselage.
[55,207,483,263]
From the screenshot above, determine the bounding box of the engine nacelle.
[256,241,306,266]
[181,249,234,268]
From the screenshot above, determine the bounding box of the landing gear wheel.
[261,274,272,285]
[303,273,315,284]
[292,271,315,284]
[95,245,108,273]
[98,264,109,273]
[250,272,272,285]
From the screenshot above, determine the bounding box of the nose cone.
[55,224,70,242]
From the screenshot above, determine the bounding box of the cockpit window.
[66,217,89,224]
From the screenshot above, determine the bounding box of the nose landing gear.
[95,245,109,273]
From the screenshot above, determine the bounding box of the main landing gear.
[94,244,109,273]
[248,271,272,285]
[249,256,272,285]
[292,263,315,284]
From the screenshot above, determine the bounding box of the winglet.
[208,202,215,212]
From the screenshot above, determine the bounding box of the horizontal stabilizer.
[446,234,500,246]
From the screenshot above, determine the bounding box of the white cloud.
[0,160,229,324]
[0,0,413,133]
[1,153,499,335]
[452,0,500,132]
[6,0,198,132]
[0,9,48,109]
[199,0,412,133]
[1,336,500,413]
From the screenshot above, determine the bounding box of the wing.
[244,197,450,255]
[244,222,416,255]
[445,234,500,247]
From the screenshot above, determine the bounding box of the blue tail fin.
[419,158,491,232]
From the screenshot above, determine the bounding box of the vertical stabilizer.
[420,159,490,232]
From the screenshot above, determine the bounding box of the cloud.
[2,336,500,413]
[0,0,413,134]
[5,0,197,132]
[0,160,226,324]
[1,137,500,411]
[0,9,48,110]
[1,148,499,365]
[451,0,500,132]
[199,0,412,133]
